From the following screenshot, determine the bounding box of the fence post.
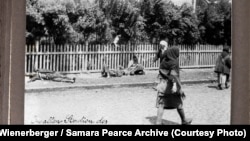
[34,40,39,71]
[25,43,228,73]
[197,44,200,67]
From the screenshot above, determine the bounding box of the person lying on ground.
[28,69,76,83]
[101,65,125,78]
[123,55,145,75]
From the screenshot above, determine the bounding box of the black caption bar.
[0,125,249,139]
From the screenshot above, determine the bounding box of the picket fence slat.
[25,44,225,75]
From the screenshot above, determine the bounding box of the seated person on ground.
[124,55,145,75]
[28,69,76,83]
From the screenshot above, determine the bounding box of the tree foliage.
[197,0,231,45]
[26,0,231,46]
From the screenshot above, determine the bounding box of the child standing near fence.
[214,45,231,90]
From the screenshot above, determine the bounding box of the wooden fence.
[25,44,224,75]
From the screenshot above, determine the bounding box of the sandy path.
[25,83,230,125]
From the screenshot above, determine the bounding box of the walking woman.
[153,40,183,95]
[154,40,192,125]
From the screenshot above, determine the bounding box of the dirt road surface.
[25,83,231,125]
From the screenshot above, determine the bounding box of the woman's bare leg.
[156,103,164,125]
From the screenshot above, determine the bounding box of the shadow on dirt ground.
[146,116,179,125]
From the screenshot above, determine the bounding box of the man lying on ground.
[28,69,76,83]
[101,65,125,78]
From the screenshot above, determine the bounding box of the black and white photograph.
[24,0,232,125]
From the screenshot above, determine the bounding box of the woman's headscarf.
[160,40,168,50]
